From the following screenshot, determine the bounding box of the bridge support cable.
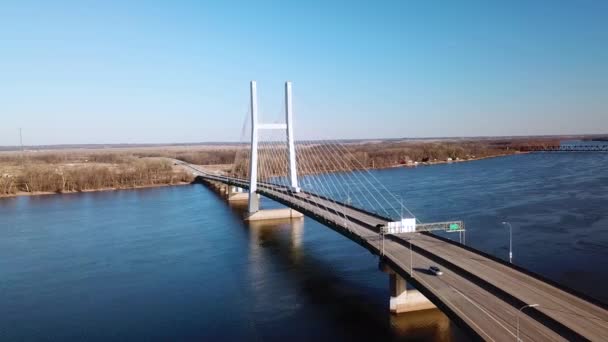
[261,129,290,187]
[282,133,355,225]
[325,139,417,220]
[287,137,350,219]
[300,141,370,206]
[294,141,353,226]
[260,137,281,184]
[268,139,294,191]
[297,142,351,205]
[261,140,280,185]
[310,142,384,209]
[258,141,276,187]
[299,141,384,219]
[259,130,305,202]
[306,139,396,219]
[263,128,297,189]
[260,136,350,227]
[306,140,395,219]
[324,139,408,219]
[258,134,290,191]
[258,130,351,227]
[230,104,252,181]
[310,139,399,219]
[295,164,350,225]
[331,139,417,220]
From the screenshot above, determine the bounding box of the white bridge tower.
[248,81,300,214]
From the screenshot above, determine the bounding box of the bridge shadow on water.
[202,184,467,341]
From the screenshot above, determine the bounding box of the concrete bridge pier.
[381,263,436,314]
[227,186,249,202]
[207,182,228,195]
[201,180,301,221]
[245,208,303,221]
[202,181,255,202]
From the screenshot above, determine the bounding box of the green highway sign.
[416,221,464,233]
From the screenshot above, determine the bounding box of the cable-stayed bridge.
[178,82,608,341]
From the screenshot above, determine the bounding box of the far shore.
[0,182,192,199]
[0,152,526,200]
[387,151,527,169]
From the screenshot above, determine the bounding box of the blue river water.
[1,152,607,341]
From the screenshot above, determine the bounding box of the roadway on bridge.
[395,233,608,340]
[179,160,608,341]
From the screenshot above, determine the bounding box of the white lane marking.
[449,286,517,339]
[383,247,496,342]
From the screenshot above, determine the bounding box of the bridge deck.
[180,161,608,341]
[381,236,565,341]
[396,233,608,340]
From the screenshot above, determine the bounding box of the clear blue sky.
[1,0,606,145]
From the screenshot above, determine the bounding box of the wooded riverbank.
[0,154,193,197]
[0,137,556,197]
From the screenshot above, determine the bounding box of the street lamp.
[409,238,414,278]
[381,228,385,256]
[502,221,513,263]
[377,224,386,257]
[517,303,539,341]
[397,194,404,219]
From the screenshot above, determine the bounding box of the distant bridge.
[178,82,608,341]
[521,143,608,152]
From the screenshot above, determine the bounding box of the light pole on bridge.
[378,224,386,257]
[382,229,385,256]
[409,237,414,278]
[396,195,415,278]
[502,221,513,263]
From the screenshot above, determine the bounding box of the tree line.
[1,157,192,196]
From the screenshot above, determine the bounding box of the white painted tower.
[285,81,300,193]
[247,81,260,213]
[247,81,300,214]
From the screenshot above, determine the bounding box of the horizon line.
[1,133,606,151]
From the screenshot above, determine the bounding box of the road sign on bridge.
[386,218,417,234]
[415,221,465,233]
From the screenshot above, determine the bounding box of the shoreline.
[1,152,524,200]
[0,182,192,200]
[385,151,525,169]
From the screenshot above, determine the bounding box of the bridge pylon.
[248,81,300,214]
